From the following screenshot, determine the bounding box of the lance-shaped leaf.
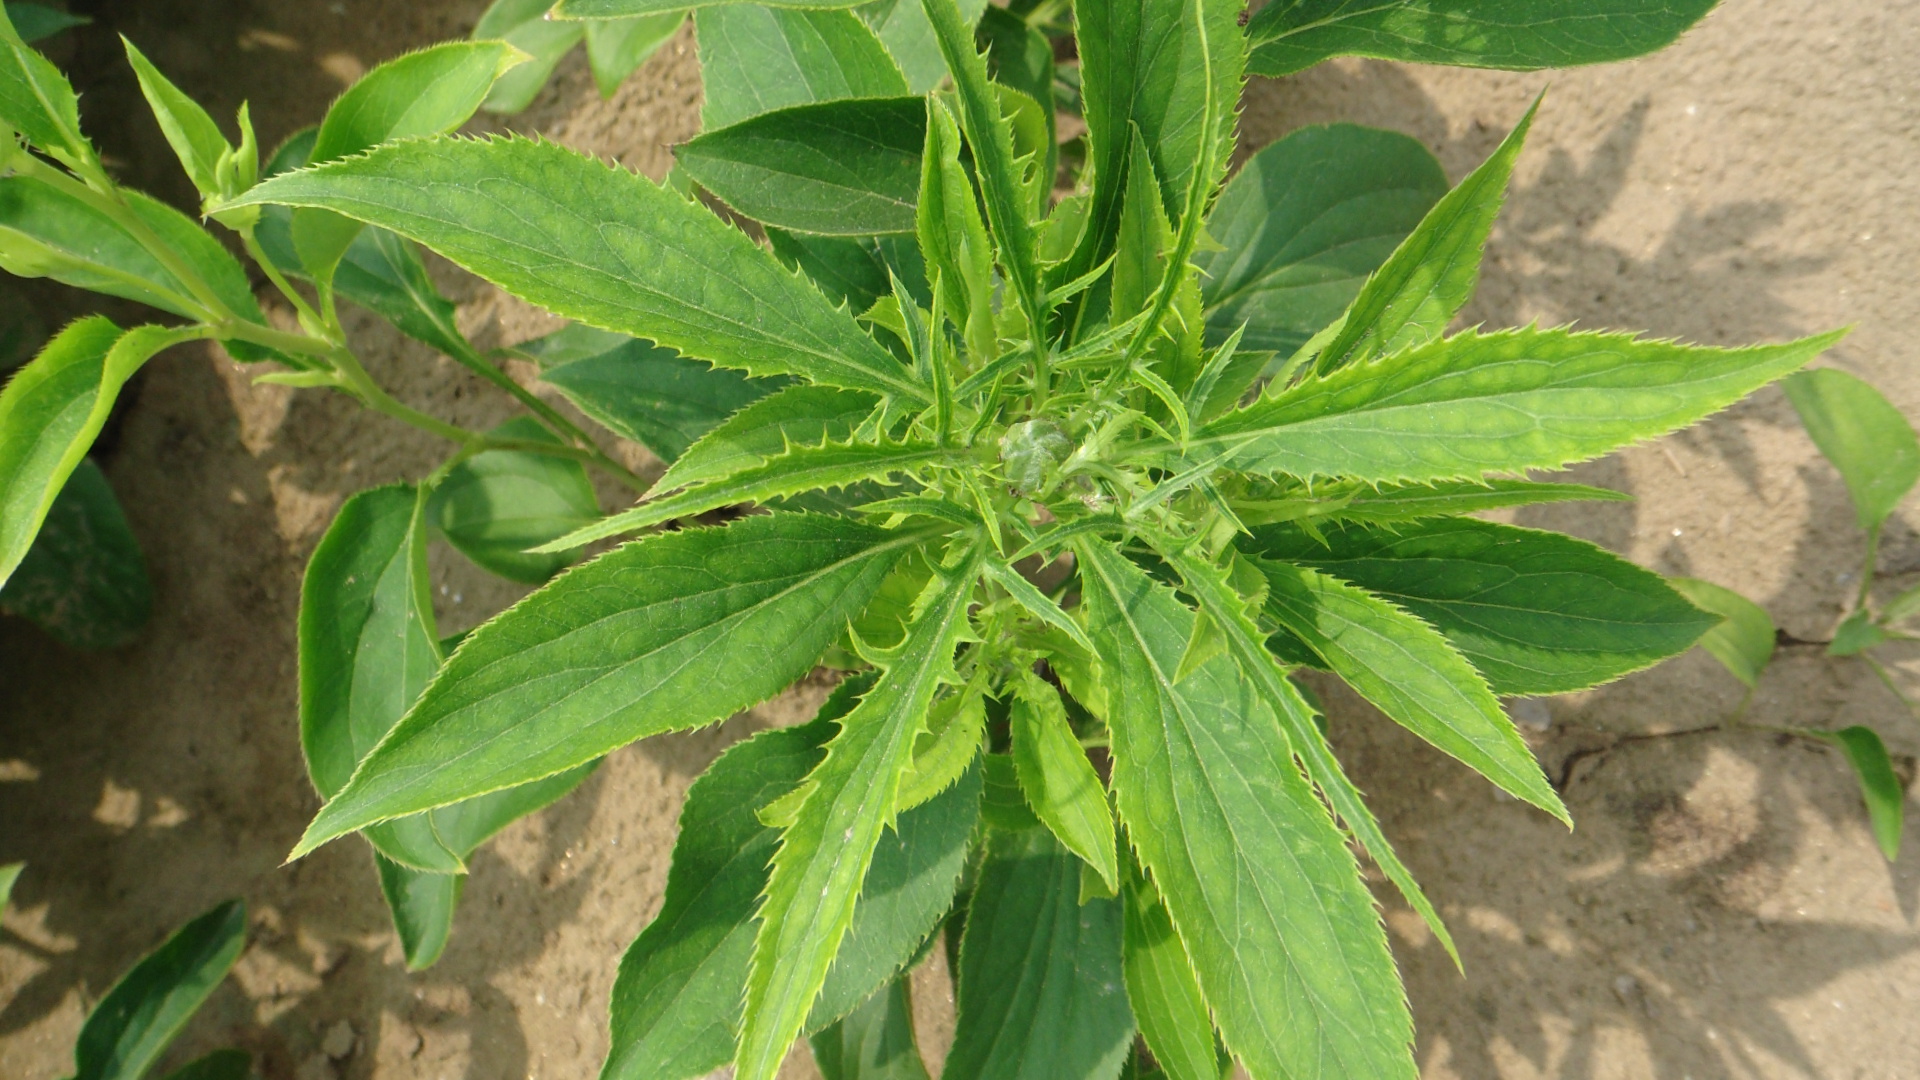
[520,325,779,463]
[123,38,230,198]
[430,418,601,583]
[856,0,988,94]
[1246,0,1718,78]
[0,4,88,165]
[547,441,957,549]
[586,12,686,97]
[1246,517,1718,695]
[1313,100,1535,375]
[1250,555,1566,820]
[736,544,983,1080]
[943,827,1134,1080]
[8,4,88,44]
[0,459,151,650]
[1122,864,1227,1080]
[604,692,977,1080]
[695,5,907,131]
[223,136,926,403]
[1197,124,1446,354]
[811,975,930,1080]
[660,384,879,490]
[916,100,995,359]
[156,1049,250,1080]
[563,0,871,16]
[1783,368,1920,533]
[1310,477,1629,525]
[0,320,198,590]
[1811,726,1905,862]
[375,853,463,970]
[1189,325,1844,485]
[769,231,928,316]
[472,0,588,113]
[71,900,247,1080]
[1668,577,1774,690]
[290,514,922,857]
[1075,539,1414,1080]
[680,98,925,236]
[1008,671,1118,892]
[0,862,20,908]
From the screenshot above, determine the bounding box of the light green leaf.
[586,13,686,97]
[1008,671,1118,891]
[0,459,150,650]
[1310,477,1630,525]
[1252,555,1566,820]
[943,826,1134,1080]
[223,135,926,403]
[374,852,463,970]
[916,100,995,359]
[548,440,955,549]
[0,4,88,166]
[522,326,779,462]
[1246,0,1718,77]
[156,1048,250,1080]
[290,513,921,857]
[695,4,906,130]
[1811,726,1905,861]
[854,0,988,94]
[0,862,21,908]
[811,976,930,1080]
[1783,368,1920,532]
[1828,609,1886,658]
[430,418,600,583]
[473,0,587,113]
[71,900,247,1080]
[563,0,870,14]
[8,5,88,44]
[1667,577,1774,688]
[659,383,879,491]
[1191,326,1844,485]
[736,544,983,1080]
[1197,123,1446,354]
[680,98,924,235]
[0,320,194,590]
[1246,518,1719,695]
[1122,865,1227,1080]
[894,688,985,812]
[122,37,229,197]
[1075,538,1415,1080]
[1111,132,1172,329]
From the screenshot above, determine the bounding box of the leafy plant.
[1668,368,1917,862]
[0,0,1847,1076]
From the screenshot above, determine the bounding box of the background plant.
[0,1,1853,1078]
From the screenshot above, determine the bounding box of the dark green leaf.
[1245,518,1719,695]
[156,1049,251,1080]
[290,513,922,857]
[8,5,89,44]
[943,827,1133,1080]
[979,750,1041,831]
[915,99,996,359]
[810,976,930,1080]
[73,900,247,1080]
[1196,123,1446,354]
[1667,577,1774,688]
[123,38,229,197]
[0,5,88,164]
[473,0,588,113]
[585,13,686,97]
[0,458,149,649]
[695,4,907,130]
[374,853,463,970]
[1783,368,1920,532]
[328,227,469,357]
[1122,866,1226,1080]
[659,383,879,491]
[853,0,988,94]
[1076,538,1414,1080]
[225,136,927,403]
[680,98,925,235]
[768,230,929,315]
[1812,726,1905,861]
[1246,0,1718,77]
[431,418,600,583]
[979,6,1055,180]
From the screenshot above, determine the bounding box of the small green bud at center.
[999,419,1073,495]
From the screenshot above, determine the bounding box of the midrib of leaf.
[1249,2,1402,46]
[735,543,983,1080]
[1204,209,1428,312]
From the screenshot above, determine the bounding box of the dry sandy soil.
[3,0,1919,1077]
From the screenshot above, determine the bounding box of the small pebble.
[322,1019,356,1060]
[1505,697,1553,732]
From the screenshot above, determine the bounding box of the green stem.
[1859,521,1882,611]
[237,224,325,332]
[472,346,647,493]
[1864,654,1919,726]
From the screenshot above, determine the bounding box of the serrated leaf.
[374,852,463,970]
[943,827,1133,1080]
[854,0,987,94]
[1812,726,1905,861]
[680,97,924,235]
[1197,123,1447,354]
[1111,132,1172,329]
[1252,554,1566,821]
[1246,0,1718,77]
[550,440,955,549]
[290,514,923,858]
[1122,864,1227,1080]
[0,862,20,908]
[736,544,983,1080]
[156,1048,250,1080]
[1314,100,1535,374]
[586,12,686,97]
[0,320,194,591]
[1190,326,1843,485]
[916,99,995,359]
[1783,368,1920,533]
[1008,671,1118,891]
[429,418,601,582]
[71,900,246,1080]
[0,5,88,165]
[659,383,879,491]
[894,688,985,812]
[695,4,907,130]
[224,136,926,403]
[472,0,588,113]
[1667,577,1774,689]
[1316,477,1629,524]
[123,37,229,197]
[769,231,929,316]
[0,459,150,650]
[1075,538,1414,1080]
[1246,517,1719,695]
[811,975,930,1080]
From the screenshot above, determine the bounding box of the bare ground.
[2,1,1918,1078]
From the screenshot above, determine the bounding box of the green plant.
[1667,368,1917,862]
[1,867,250,1080]
[0,1,1848,1077]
